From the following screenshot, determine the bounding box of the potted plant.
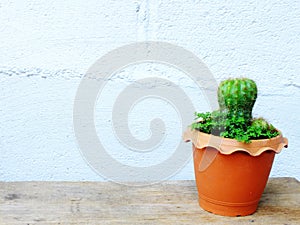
[183,78,288,216]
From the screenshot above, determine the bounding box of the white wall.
[1,0,299,181]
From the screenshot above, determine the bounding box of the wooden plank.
[0,178,299,224]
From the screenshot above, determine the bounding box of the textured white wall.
[1,0,299,181]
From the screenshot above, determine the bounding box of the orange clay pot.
[183,129,288,217]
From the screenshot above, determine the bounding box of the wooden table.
[0,178,299,224]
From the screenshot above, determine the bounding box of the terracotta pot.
[183,129,288,217]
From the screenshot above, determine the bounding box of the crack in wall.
[284,82,300,89]
[0,67,83,80]
[135,0,151,41]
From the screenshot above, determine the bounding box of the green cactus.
[251,118,270,131]
[248,118,279,139]
[218,78,257,122]
[192,77,279,143]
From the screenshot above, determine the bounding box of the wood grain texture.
[0,178,299,225]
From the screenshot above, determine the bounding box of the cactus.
[217,78,257,122]
[251,118,270,131]
[249,118,279,138]
[192,77,279,142]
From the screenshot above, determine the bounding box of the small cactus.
[251,118,270,131]
[218,78,257,122]
[250,118,278,138]
[192,77,279,142]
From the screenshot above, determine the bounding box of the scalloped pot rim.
[183,129,288,156]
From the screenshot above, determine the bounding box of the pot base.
[199,197,258,217]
